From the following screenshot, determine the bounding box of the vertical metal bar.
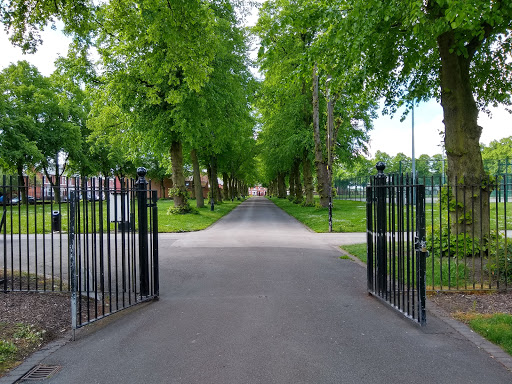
[33,176,38,291]
[405,174,411,316]
[416,185,427,325]
[152,190,159,297]
[447,181,451,289]
[375,163,387,297]
[69,190,77,337]
[99,178,105,316]
[2,175,6,292]
[455,178,459,290]
[58,175,63,291]
[391,175,396,306]
[92,178,98,320]
[42,176,46,291]
[504,174,508,289]
[137,168,149,297]
[366,184,373,292]
[25,176,30,291]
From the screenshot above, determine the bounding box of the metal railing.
[1,169,159,329]
[364,164,512,294]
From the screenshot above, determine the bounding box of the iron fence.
[363,164,512,293]
[1,169,159,328]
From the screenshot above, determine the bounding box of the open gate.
[366,162,428,326]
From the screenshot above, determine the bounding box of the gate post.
[366,183,373,291]
[416,184,427,325]
[68,190,77,338]
[136,167,149,297]
[375,162,387,296]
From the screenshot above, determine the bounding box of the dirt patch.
[428,291,512,315]
[0,291,71,376]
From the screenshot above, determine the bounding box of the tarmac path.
[25,197,512,382]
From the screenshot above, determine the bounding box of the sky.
[1,8,510,160]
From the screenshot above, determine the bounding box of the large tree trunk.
[303,153,314,206]
[277,172,287,198]
[438,31,490,239]
[210,156,222,203]
[289,168,295,200]
[223,173,230,200]
[293,159,303,204]
[312,64,329,207]
[170,140,189,211]
[190,149,204,208]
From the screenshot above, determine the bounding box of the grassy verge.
[158,199,245,232]
[454,312,512,355]
[0,322,46,375]
[269,197,366,232]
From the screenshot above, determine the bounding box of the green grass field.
[1,198,245,234]
[269,197,366,232]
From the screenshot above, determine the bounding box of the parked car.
[9,196,36,205]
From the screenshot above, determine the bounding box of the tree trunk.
[312,64,329,207]
[210,156,222,203]
[288,168,295,200]
[303,153,314,206]
[170,140,189,211]
[437,31,490,240]
[293,159,303,204]
[223,173,230,200]
[277,172,287,198]
[191,149,204,208]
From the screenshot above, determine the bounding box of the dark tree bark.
[303,152,314,206]
[210,156,222,203]
[293,158,303,203]
[190,148,204,208]
[312,64,329,207]
[289,167,295,200]
[437,30,490,239]
[170,140,188,210]
[223,173,230,200]
[277,172,287,198]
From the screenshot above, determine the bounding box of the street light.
[327,76,333,233]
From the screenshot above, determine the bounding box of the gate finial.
[376,162,386,177]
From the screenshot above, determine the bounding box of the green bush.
[427,227,484,258]
[486,237,512,283]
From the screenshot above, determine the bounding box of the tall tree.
[317,0,512,236]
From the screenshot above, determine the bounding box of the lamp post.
[327,76,333,233]
[412,102,416,180]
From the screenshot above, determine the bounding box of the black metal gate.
[68,168,159,330]
[1,167,159,330]
[366,162,428,325]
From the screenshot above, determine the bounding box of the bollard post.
[375,162,387,296]
[136,167,149,296]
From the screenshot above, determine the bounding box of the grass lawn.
[1,198,245,234]
[158,199,244,232]
[269,196,366,232]
[454,313,512,356]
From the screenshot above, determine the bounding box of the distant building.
[248,186,267,196]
